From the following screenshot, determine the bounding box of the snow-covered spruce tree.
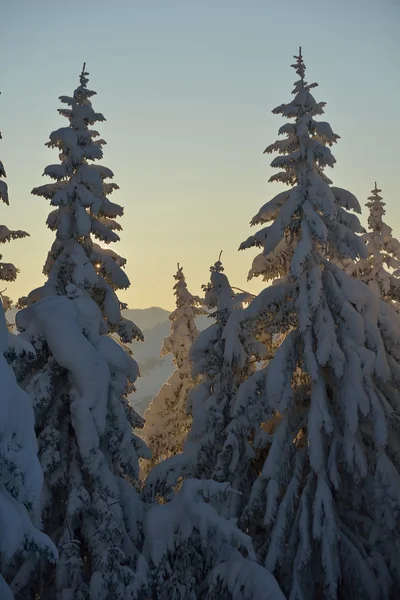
[144,257,266,516]
[141,265,204,479]
[12,66,151,599]
[0,306,57,600]
[345,182,400,309]
[223,49,400,599]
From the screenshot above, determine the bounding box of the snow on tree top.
[345,182,400,306]
[365,181,391,236]
[30,65,140,342]
[240,49,366,283]
[269,48,330,123]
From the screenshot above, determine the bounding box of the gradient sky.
[2,0,399,310]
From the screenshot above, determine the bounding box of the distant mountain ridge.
[124,306,170,332]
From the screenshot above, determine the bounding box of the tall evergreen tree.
[13,66,150,599]
[345,182,400,309]
[141,265,204,479]
[224,49,400,599]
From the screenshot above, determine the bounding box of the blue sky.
[2,0,399,308]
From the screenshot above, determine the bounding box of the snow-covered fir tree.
[141,265,204,479]
[12,65,151,599]
[0,96,29,285]
[345,182,400,310]
[223,49,400,599]
[142,259,283,598]
[144,257,266,514]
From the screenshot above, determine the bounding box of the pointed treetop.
[211,250,224,274]
[263,47,327,159]
[174,262,185,281]
[288,46,321,100]
[72,62,94,105]
[79,62,89,88]
[170,262,204,317]
[366,181,388,234]
[291,46,305,83]
[368,181,384,203]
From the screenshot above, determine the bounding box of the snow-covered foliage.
[143,479,285,600]
[225,49,400,599]
[14,292,150,599]
[144,258,265,514]
[0,95,29,285]
[345,182,400,309]
[28,65,141,344]
[141,265,204,478]
[0,306,57,600]
[140,262,278,598]
[0,104,52,600]
[11,66,151,599]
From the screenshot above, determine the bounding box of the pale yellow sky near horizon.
[2,1,399,311]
